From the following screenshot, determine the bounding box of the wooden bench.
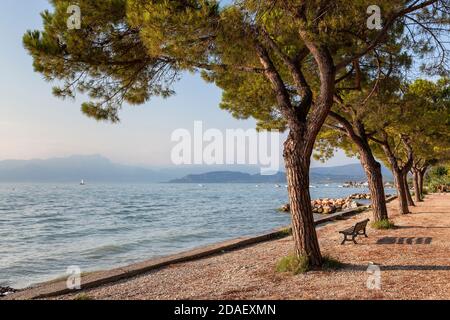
[339,219,370,244]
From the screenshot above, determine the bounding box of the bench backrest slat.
[353,219,370,232]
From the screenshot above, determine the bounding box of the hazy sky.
[0,0,358,168]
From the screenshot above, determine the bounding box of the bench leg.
[364,228,368,238]
[341,235,347,245]
[352,235,358,244]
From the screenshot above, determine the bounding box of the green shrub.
[276,254,344,274]
[277,227,292,238]
[276,254,309,274]
[74,293,94,300]
[371,219,395,230]
[426,165,450,192]
[430,166,448,177]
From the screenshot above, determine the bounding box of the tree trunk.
[381,141,412,215]
[418,166,428,197]
[413,170,422,202]
[328,114,389,222]
[418,171,424,197]
[403,173,415,206]
[393,169,410,214]
[284,132,322,267]
[359,146,388,221]
[255,37,335,269]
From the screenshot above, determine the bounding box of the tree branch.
[335,0,439,71]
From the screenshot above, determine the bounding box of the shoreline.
[4,196,398,300]
[52,193,450,300]
[1,183,377,291]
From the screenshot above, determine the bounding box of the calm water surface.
[0,183,374,288]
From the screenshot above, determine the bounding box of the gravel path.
[56,193,450,300]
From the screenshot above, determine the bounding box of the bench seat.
[339,219,370,244]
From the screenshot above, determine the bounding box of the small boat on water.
[80,179,85,185]
[275,184,281,188]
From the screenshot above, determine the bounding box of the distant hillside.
[0,155,168,183]
[169,171,287,183]
[311,163,392,179]
[169,164,393,183]
[0,156,392,183]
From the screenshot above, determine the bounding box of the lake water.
[0,182,373,289]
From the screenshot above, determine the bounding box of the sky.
[0,0,359,169]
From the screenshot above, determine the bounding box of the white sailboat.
[80,179,85,185]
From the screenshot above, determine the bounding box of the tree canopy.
[24,1,449,125]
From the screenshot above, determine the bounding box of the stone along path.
[54,193,450,300]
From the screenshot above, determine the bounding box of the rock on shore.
[343,181,369,188]
[279,193,372,214]
[348,193,371,200]
[0,286,18,297]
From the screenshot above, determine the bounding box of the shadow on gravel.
[340,264,450,272]
[376,237,432,245]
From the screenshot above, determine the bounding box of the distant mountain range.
[170,164,393,183]
[310,163,393,180]
[169,171,287,183]
[0,155,392,183]
[0,155,167,183]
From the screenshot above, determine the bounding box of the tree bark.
[284,131,322,267]
[381,142,410,214]
[413,169,422,202]
[328,113,388,222]
[255,31,335,268]
[359,145,389,221]
[403,173,415,206]
[379,136,414,215]
[418,166,428,197]
[392,168,411,214]
[418,170,424,197]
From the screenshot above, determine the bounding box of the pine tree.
[24,0,449,268]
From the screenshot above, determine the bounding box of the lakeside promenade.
[62,194,450,300]
[6,193,450,300]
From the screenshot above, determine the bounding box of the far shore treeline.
[23,0,449,269]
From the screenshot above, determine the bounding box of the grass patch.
[276,254,309,275]
[321,256,344,270]
[371,219,396,230]
[277,227,292,238]
[73,293,94,300]
[276,254,344,274]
